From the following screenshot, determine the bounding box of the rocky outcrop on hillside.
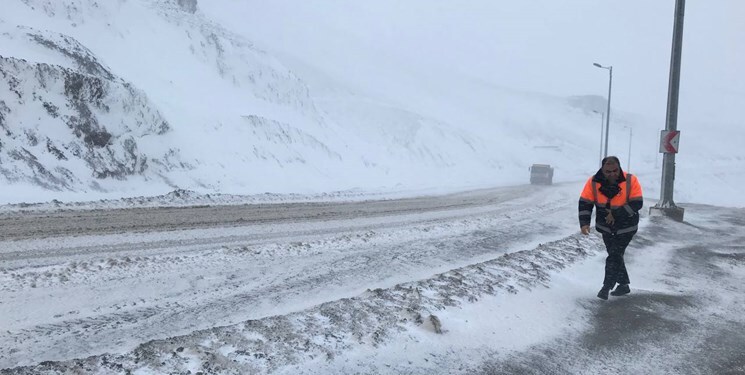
[1,0,341,193]
[0,27,187,190]
[176,0,198,14]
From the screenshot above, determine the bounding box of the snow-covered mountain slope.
[0,0,603,198]
[1,0,743,205]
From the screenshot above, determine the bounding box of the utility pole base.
[649,206,685,222]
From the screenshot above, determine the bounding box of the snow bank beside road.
[3,234,601,374]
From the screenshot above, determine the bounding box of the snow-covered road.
[0,184,579,369]
[2,184,743,374]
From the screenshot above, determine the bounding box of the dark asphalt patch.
[473,206,745,375]
[472,292,699,375]
[580,292,696,350]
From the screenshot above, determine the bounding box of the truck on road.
[529,164,554,185]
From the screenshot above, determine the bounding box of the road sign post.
[651,0,685,222]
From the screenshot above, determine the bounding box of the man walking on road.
[579,156,644,300]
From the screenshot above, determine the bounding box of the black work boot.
[611,284,630,296]
[597,285,612,300]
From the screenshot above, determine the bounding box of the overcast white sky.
[202,0,745,124]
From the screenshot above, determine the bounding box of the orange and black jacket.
[578,169,643,235]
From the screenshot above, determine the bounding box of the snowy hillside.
[1,0,744,206]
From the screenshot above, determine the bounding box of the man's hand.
[581,225,590,235]
[605,211,615,225]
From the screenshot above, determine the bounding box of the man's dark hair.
[602,156,621,166]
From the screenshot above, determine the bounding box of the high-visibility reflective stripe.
[579,210,592,216]
[579,197,594,204]
[616,225,638,234]
[595,224,638,235]
[623,204,634,216]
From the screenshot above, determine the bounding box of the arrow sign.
[659,130,681,153]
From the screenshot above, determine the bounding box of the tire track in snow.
[0,184,578,369]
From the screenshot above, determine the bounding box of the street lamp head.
[593,63,612,71]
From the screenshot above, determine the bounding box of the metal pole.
[593,63,613,158]
[651,0,685,222]
[599,112,604,164]
[604,67,612,158]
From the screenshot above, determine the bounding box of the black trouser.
[601,232,634,287]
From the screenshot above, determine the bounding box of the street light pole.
[592,110,604,165]
[600,112,605,164]
[593,63,613,158]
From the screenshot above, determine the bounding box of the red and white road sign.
[659,130,681,153]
